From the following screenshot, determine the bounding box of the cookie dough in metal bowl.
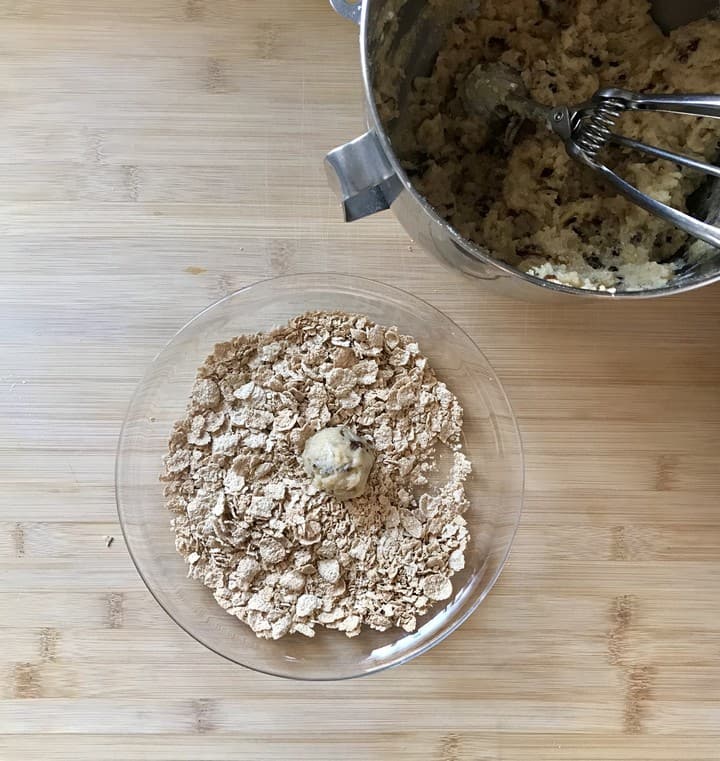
[390,0,720,293]
[116,274,523,680]
[326,0,720,300]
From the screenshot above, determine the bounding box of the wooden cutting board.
[1,1,719,758]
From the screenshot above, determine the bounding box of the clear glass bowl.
[116,274,524,680]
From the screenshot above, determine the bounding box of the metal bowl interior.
[116,274,524,680]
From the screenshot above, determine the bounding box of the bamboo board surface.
[1,1,720,758]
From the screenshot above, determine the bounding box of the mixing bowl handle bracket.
[328,0,362,24]
[325,130,401,222]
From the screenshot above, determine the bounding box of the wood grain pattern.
[1,0,720,758]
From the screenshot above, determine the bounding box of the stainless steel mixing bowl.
[326,0,720,300]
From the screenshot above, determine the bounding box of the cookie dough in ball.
[302,426,375,500]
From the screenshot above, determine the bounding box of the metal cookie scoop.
[462,62,549,126]
[463,63,720,249]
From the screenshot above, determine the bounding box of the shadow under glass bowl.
[115,273,524,680]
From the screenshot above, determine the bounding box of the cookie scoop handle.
[569,146,720,250]
[559,88,720,250]
[598,88,720,119]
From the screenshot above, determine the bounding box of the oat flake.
[161,311,471,640]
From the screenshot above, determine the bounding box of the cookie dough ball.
[302,426,375,500]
